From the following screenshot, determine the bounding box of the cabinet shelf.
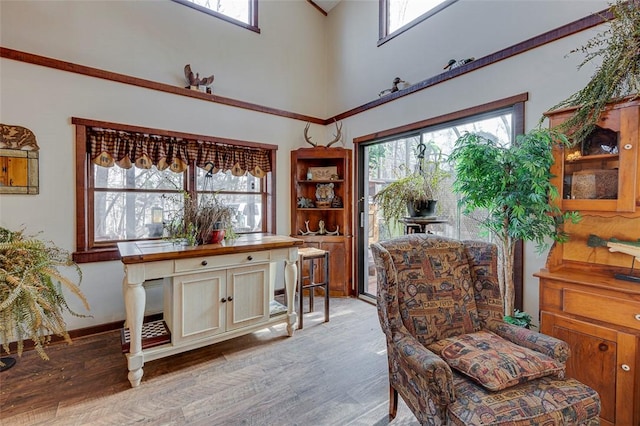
[565,153,619,163]
[297,179,344,184]
[291,146,353,297]
[297,207,344,211]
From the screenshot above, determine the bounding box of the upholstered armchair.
[371,234,600,425]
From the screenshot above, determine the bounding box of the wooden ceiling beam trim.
[0,46,324,125]
[326,7,611,124]
[307,0,328,16]
[0,7,612,128]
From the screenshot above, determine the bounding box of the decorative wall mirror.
[0,124,39,194]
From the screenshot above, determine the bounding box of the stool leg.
[324,252,329,323]
[298,257,304,330]
[309,259,315,313]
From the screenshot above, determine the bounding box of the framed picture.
[308,166,338,181]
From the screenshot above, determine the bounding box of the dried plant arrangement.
[0,227,90,365]
[548,0,640,144]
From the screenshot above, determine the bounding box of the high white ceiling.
[313,0,341,14]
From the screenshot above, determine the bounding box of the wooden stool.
[297,247,330,329]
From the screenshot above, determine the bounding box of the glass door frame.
[353,94,527,307]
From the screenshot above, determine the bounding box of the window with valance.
[72,118,277,263]
[87,127,271,177]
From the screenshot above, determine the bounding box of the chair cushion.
[428,330,564,391]
[448,373,601,426]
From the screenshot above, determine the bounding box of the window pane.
[94,191,183,242]
[94,165,183,190]
[196,168,262,192]
[388,0,451,33]
[183,0,249,24]
[201,193,263,233]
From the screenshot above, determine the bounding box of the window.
[73,118,276,263]
[172,0,259,33]
[356,94,526,307]
[379,0,458,45]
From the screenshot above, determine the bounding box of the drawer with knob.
[174,251,270,273]
[563,288,640,331]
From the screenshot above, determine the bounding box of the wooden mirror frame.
[0,149,39,194]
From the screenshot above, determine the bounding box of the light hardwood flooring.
[0,297,420,426]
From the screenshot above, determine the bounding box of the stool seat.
[297,247,330,329]
[298,247,328,258]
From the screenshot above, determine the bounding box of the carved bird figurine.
[378,77,407,97]
[443,57,475,71]
[184,64,215,87]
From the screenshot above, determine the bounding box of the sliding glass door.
[357,108,519,300]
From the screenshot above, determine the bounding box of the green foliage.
[548,0,640,144]
[373,141,449,227]
[0,227,90,364]
[164,191,236,245]
[449,129,581,255]
[504,310,535,328]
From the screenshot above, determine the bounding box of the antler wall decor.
[303,120,343,148]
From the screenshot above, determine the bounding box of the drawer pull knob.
[201,260,208,266]
[621,364,631,372]
[623,143,633,150]
[220,298,226,303]
[635,314,640,321]
[247,256,253,261]
[598,343,608,352]
[227,296,233,302]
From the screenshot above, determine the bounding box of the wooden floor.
[0,297,420,426]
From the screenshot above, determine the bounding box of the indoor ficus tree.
[449,128,581,316]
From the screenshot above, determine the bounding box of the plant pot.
[207,229,225,244]
[407,200,437,218]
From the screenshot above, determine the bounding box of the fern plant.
[0,227,90,365]
[548,0,640,144]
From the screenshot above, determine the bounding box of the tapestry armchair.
[371,234,600,425]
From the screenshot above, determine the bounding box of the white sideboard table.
[117,233,302,387]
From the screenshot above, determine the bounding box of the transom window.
[379,0,458,45]
[172,0,259,33]
[73,118,275,263]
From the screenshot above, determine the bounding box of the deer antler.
[303,123,317,147]
[325,120,343,147]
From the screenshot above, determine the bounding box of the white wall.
[324,0,609,321]
[0,0,612,328]
[0,0,328,328]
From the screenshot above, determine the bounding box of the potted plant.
[0,226,90,370]
[373,141,450,228]
[547,0,640,144]
[165,191,236,245]
[449,128,581,316]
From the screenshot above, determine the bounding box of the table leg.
[285,258,298,336]
[124,278,145,387]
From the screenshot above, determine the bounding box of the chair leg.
[323,252,329,323]
[389,385,398,420]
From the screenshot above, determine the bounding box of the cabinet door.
[319,240,351,296]
[226,264,270,331]
[541,312,620,425]
[172,271,226,343]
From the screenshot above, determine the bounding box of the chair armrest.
[390,331,456,406]
[486,320,570,364]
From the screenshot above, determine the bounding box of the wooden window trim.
[354,93,526,310]
[72,117,277,263]
[378,0,459,46]
[171,0,260,34]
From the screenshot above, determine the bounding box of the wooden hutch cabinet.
[290,147,353,297]
[536,99,640,426]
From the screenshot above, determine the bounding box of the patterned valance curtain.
[87,127,271,177]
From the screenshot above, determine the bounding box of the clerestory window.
[379,0,458,45]
[172,0,259,33]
